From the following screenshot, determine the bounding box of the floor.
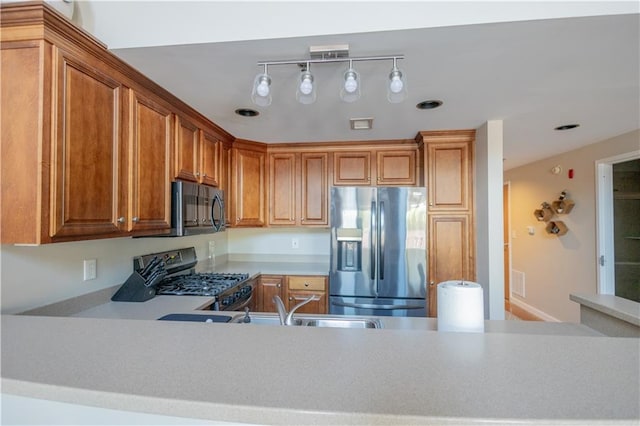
[505,310,521,321]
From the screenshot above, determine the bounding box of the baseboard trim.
[509,298,560,322]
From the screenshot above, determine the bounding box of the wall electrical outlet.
[83,259,97,281]
[291,238,299,249]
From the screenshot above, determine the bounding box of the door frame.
[595,151,640,294]
[503,181,512,309]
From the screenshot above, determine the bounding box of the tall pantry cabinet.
[417,130,476,317]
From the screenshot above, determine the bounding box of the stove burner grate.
[155,273,249,296]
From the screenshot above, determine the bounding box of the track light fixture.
[340,60,360,103]
[296,62,316,104]
[387,57,407,103]
[251,63,271,107]
[251,44,404,107]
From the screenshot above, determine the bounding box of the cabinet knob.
[117,217,125,224]
[429,202,433,206]
[202,173,207,177]
[276,284,281,288]
[304,282,309,287]
[195,172,200,177]
[289,296,293,301]
[429,281,435,286]
[132,217,139,223]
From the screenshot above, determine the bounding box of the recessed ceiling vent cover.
[350,117,373,130]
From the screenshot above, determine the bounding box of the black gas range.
[115,247,254,311]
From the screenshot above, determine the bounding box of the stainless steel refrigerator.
[329,186,428,317]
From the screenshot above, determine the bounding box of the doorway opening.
[596,152,640,301]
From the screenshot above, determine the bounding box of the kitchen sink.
[304,318,381,328]
[230,313,382,329]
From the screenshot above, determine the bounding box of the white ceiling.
[72,1,640,170]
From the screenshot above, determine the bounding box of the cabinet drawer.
[287,276,326,291]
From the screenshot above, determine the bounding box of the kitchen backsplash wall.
[0,228,330,314]
[227,228,330,262]
[0,233,228,315]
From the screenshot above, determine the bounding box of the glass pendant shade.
[387,65,407,103]
[251,67,272,107]
[296,68,316,105]
[340,67,360,103]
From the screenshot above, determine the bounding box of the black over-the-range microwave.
[167,181,225,236]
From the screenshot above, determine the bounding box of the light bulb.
[256,80,269,97]
[300,77,313,95]
[344,74,358,93]
[390,75,403,94]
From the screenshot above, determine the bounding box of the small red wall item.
[568,169,574,179]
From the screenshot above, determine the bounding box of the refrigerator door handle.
[370,200,376,282]
[379,201,385,281]
[331,301,423,310]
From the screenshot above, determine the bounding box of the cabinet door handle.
[289,296,293,301]
[117,217,125,224]
[429,281,435,286]
[276,284,281,288]
[195,172,200,177]
[132,217,139,223]
[304,282,309,287]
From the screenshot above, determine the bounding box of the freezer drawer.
[329,296,426,317]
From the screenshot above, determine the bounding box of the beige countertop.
[197,260,329,276]
[570,293,640,326]
[2,314,638,425]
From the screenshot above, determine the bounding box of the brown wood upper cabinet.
[425,139,472,212]
[174,116,220,187]
[122,89,173,234]
[231,145,266,227]
[333,148,418,186]
[49,46,126,239]
[268,151,328,226]
[0,2,233,243]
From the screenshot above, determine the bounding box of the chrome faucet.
[273,295,316,326]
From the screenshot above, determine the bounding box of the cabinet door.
[219,143,232,226]
[269,152,297,226]
[259,275,284,312]
[427,142,471,211]
[50,48,125,239]
[200,132,220,187]
[125,90,172,234]
[333,151,371,186]
[286,291,328,314]
[376,150,417,186]
[428,214,472,317]
[300,152,328,225]
[174,116,200,182]
[232,148,266,227]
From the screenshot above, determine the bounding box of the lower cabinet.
[255,274,328,314]
[258,275,284,313]
[286,276,328,314]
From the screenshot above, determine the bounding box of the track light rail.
[257,54,404,67]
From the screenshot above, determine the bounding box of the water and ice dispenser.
[336,228,362,271]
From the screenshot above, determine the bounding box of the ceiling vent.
[350,117,373,130]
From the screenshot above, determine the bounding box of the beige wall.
[504,129,640,322]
